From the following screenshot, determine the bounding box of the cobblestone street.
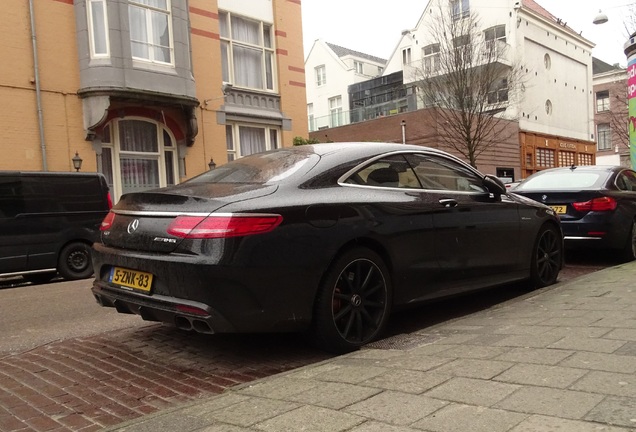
[0,325,330,431]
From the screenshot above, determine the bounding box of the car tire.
[619,219,636,262]
[58,242,94,280]
[312,247,392,354]
[529,224,562,288]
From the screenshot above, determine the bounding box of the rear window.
[187,150,318,185]
[518,170,609,191]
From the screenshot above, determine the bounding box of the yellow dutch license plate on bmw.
[550,205,567,215]
[109,267,153,292]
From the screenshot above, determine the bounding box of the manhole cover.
[365,333,444,350]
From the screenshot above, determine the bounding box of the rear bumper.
[92,282,237,333]
[561,219,628,250]
[91,243,317,334]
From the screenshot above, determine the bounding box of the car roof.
[300,142,439,157]
[534,165,622,174]
[296,142,470,167]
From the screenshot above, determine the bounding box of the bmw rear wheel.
[313,248,391,354]
[619,219,636,262]
[530,224,562,288]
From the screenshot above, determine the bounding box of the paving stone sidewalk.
[106,261,636,432]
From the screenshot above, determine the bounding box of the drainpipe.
[28,0,48,171]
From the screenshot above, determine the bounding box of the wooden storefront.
[520,132,596,179]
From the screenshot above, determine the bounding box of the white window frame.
[308,103,315,132]
[596,90,610,112]
[219,11,276,92]
[402,48,411,65]
[129,0,174,66]
[315,65,326,86]
[101,118,178,202]
[597,123,612,150]
[422,43,440,74]
[87,0,110,58]
[329,96,343,127]
[226,123,281,161]
[354,61,363,74]
[488,78,508,104]
[451,0,470,20]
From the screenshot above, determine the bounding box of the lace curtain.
[239,126,266,156]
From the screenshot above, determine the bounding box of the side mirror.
[483,174,506,196]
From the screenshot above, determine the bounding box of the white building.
[304,40,386,131]
[305,0,597,177]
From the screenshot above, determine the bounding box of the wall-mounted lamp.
[208,158,217,170]
[72,151,83,172]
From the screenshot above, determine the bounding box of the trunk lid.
[512,190,608,221]
[101,183,277,253]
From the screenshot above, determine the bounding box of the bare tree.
[408,1,525,168]
[624,4,636,38]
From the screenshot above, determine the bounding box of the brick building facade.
[1,0,307,202]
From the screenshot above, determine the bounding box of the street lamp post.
[401,120,406,144]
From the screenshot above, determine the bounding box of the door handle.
[439,199,458,208]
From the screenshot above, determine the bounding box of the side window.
[619,170,636,191]
[0,177,23,218]
[345,155,421,189]
[405,154,487,193]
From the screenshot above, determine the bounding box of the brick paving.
[0,325,330,432]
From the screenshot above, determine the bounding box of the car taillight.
[571,196,617,212]
[166,214,283,239]
[107,192,113,209]
[100,212,116,231]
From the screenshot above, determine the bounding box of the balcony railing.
[308,101,410,132]
[403,40,511,84]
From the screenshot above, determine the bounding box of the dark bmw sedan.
[92,143,562,353]
[512,165,636,261]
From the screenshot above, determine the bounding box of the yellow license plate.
[109,267,153,292]
[550,205,567,214]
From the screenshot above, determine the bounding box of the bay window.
[87,0,109,58]
[129,0,173,65]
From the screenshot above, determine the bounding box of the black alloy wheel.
[620,219,636,262]
[58,242,94,280]
[530,224,562,288]
[313,248,391,354]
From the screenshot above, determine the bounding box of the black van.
[0,171,111,283]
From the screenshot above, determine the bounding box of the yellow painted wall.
[273,0,309,145]
[0,0,90,172]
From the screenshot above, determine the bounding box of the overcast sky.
[302,0,633,67]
